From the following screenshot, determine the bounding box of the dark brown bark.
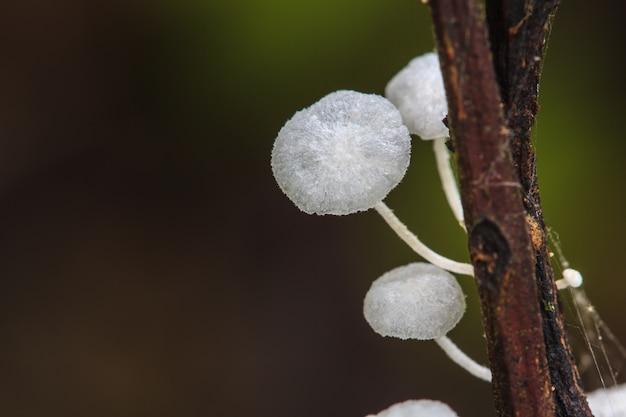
[426,0,593,416]
[485,2,592,415]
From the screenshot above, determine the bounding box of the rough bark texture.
[427,0,593,416]
[485,2,592,415]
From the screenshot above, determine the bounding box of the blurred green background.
[1,1,624,416]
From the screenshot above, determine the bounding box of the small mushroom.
[556,267,584,290]
[364,262,491,381]
[385,53,464,229]
[385,52,448,140]
[271,90,473,275]
[271,90,411,216]
[363,262,466,340]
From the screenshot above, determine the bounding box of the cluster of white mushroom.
[272,50,485,377]
[271,52,480,415]
[271,52,586,416]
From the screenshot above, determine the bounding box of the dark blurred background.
[0,1,624,416]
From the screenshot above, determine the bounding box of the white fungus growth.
[271,90,411,215]
[363,262,466,340]
[366,399,459,417]
[556,267,584,290]
[385,53,464,228]
[586,383,626,417]
[385,52,449,140]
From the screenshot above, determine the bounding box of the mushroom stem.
[433,138,465,230]
[373,201,474,276]
[434,336,492,382]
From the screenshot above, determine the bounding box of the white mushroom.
[586,383,626,417]
[385,52,449,140]
[385,53,464,229]
[364,262,491,381]
[271,90,411,216]
[556,267,584,290]
[271,90,474,275]
[363,262,466,340]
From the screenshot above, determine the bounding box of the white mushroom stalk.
[433,138,465,230]
[373,202,474,276]
[434,336,492,382]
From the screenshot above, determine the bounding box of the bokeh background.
[1,1,625,416]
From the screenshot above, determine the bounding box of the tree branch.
[485,2,592,416]
[426,0,593,416]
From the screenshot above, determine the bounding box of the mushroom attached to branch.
[385,53,465,229]
[363,262,491,381]
[271,90,473,275]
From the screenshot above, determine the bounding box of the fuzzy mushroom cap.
[363,262,466,340]
[562,268,583,288]
[385,52,449,140]
[271,90,411,215]
[366,399,459,417]
[586,383,626,417]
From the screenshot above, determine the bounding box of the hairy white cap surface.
[271,90,411,215]
[385,52,449,139]
[366,399,459,417]
[586,384,626,417]
[363,262,465,340]
[562,268,583,287]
